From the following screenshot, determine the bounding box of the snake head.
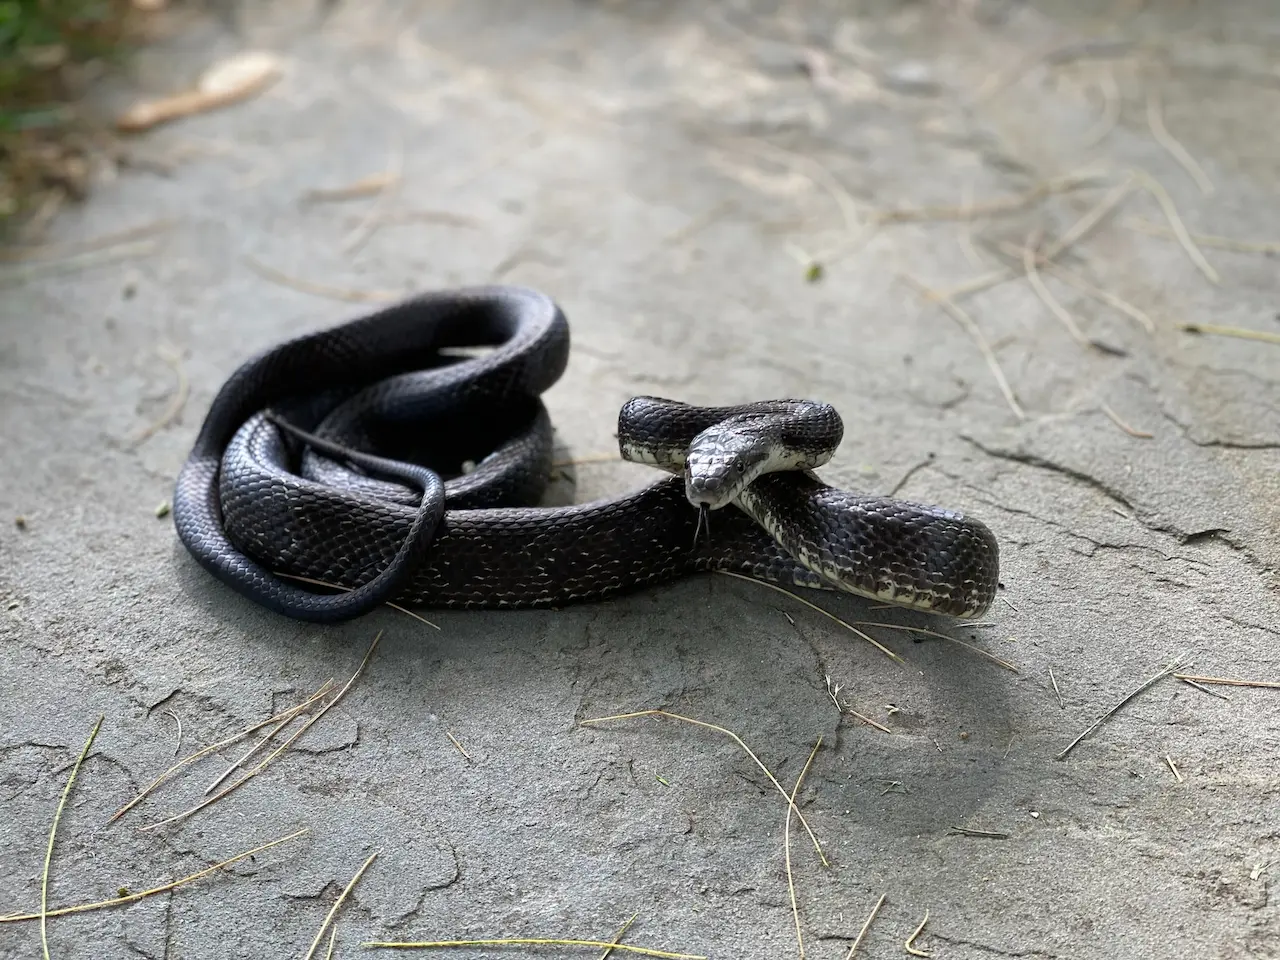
[684,427,770,509]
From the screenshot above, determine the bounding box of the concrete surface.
[2,1,1279,958]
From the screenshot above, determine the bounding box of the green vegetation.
[1,0,136,229]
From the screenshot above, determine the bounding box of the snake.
[172,285,1000,624]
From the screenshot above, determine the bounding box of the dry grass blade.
[844,893,886,960]
[714,571,904,664]
[111,679,335,822]
[276,573,441,629]
[1165,755,1184,783]
[580,709,828,866]
[852,622,1019,673]
[899,274,1026,420]
[1124,217,1280,255]
[163,709,184,758]
[304,852,380,960]
[1172,674,1280,690]
[0,829,308,924]
[1177,677,1230,700]
[1146,89,1214,196]
[1130,170,1219,283]
[1056,654,1188,761]
[243,255,399,303]
[904,910,932,957]
[303,174,398,204]
[41,716,102,959]
[1022,234,1091,348]
[785,737,823,960]
[362,938,705,959]
[139,633,382,831]
[1049,666,1065,709]
[325,927,338,960]
[204,704,312,796]
[731,137,862,237]
[1178,323,1280,347]
[1099,403,1154,439]
[599,914,639,960]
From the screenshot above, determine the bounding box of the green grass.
[0,0,136,229]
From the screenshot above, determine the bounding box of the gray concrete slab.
[2,1,1278,958]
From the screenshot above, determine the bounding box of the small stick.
[1049,666,1065,709]
[843,893,886,960]
[1146,89,1214,196]
[0,829,308,924]
[1178,323,1280,347]
[1130,170,1219,283]
[599,914,639,960]
[1056,655,1187,761]
[446,730,473,763]
[276,573,441,629]
[243,255,399,303]
[1173,674,1280,691]
[1099,403,1154,439]
[1165,755,1184,783]
[715,571,904,665]
[362,938,705,959]
[899,274,1025,420]
[904,910,932,957]
[303,851,380,960]
[41,716,103,960]
[785,737,823,960]
[581,709,827,866]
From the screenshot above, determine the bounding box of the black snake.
[172,286,999,623]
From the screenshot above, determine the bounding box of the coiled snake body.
[173,286,999,623]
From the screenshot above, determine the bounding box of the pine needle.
[786,737,823,959]
[40,716,102,959]
[715,571,904,664]
[1130,170,1219,283]
[362,938,705,959]
[1172,673,1280,690]
[1146,90,1214,196]
[1178,323,1280,347]
[276,573,441,629]
[1056,655,1188,761]
[110,678,336,823]
[580,709,828,866]
[0,829,308,924]
[304,852,380,960]
[599,914,639,960]
[843,893,886,960]
[139,633,381,831]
